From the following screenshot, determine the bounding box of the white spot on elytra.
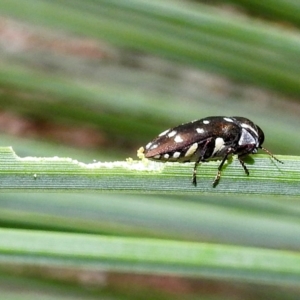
[153,154,161,159]
[185,143,198,157]
[196,128,204,134]
[173,152,181,158]
[145,142,152,150]
[212,137,225,156]
[203,120,210,124]
[159,129,170,137]
[174,135,183,143]
[164,153,170,159]
[150,144,158,150]
[167,130,177,138]
[224,117,233,122]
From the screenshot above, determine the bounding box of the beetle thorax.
[238,124,259,154]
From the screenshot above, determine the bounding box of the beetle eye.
[257,125,265,147]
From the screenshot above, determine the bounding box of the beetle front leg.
[238,156,249,176]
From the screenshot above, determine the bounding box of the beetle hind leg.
[191,138,213,187]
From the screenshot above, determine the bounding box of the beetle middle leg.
[213,148,235,187]
[213,153,229,187]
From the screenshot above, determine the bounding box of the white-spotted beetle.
[142,116,283,187]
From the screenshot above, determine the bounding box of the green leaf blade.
[1,228,300,285]
[0,148,299,196]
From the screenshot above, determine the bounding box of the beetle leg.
[213,149,234,187]
[213,154,228,187]
[238,157,249,176]
[192,163,199,186]
[192,138,213,186]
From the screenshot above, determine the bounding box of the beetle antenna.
[260,147,283,164]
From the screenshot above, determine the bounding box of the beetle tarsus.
[213,171,221,187]
[192,175,197,187]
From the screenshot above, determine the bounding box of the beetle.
[142,116,283,186]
